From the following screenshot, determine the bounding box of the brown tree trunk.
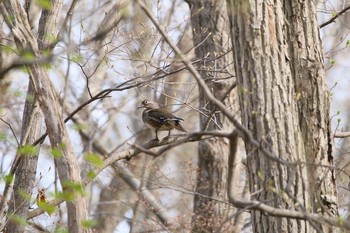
[227,0,338,232]
[187,0,242,231]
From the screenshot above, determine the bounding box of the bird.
[138,100,186,141]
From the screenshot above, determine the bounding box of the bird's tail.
[175,123,186,132]
[165,117,186,132]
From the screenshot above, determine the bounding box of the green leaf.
[57,180,85,201]
[81,219,98,228]
[18,189,31,202]
[120,7,129,18]
[330,58,336,65]
[86,170,97,180]
[62,180,85,195]
[9,214,28,226]
[56,190,74,202]
[13,89,24,97]
[26,93,35,103]
[4,15,15,26]
[346,40,350,47]
[54,227,68,233]
[22,51,35,60]
[70,53,83,63]
[35,0,52,10]
[5,174,14,184]
[18,144,39,156]
[38,201,56,215]
[19,66,29,74]
[50,148,63,158]
[338,216,344,225]
[281,191,289,202]
[84,153,104,168]
[70,123,87,132]
[267,179,274,188]
[50,144,66,158]
[0,133,6,141]
[2,45,19,55]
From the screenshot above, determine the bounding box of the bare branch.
[319,6,350,29]
[334,131,350,138]
[0,117,20,146]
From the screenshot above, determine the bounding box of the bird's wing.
[148,109,176,122]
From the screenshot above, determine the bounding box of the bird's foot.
[161,136,177,143]
[144,138,160,148]
[151,138,160,143]
[161,136,170,143]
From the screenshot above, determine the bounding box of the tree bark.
[187,0,243,231]
[227,0,338,232]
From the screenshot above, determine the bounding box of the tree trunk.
[7,82,42,233]
[227,0,338,232]
[187,0,243,231]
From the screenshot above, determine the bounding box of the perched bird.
[138,100,186,141]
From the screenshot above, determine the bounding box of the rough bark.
[1,1,89,232]
[187,0,242,231]
[227,0,338,232]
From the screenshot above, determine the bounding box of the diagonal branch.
[319,5,350,28]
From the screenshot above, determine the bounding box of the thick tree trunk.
[227,0,338,232]
[187,0,242,231]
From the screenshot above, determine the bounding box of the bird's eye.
[143,100,148,104]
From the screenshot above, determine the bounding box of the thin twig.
[0,117,20,146]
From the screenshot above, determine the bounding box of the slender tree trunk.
[7,82,42,233]
[187,0,242,231]
[227,0,338,232]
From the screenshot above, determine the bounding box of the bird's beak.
[137,105,144,109]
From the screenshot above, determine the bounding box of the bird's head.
[138,100,160,110]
